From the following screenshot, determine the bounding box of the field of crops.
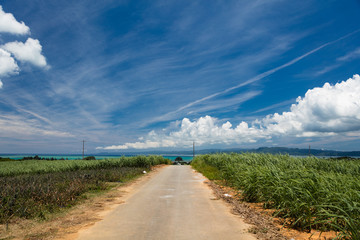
[191,153,360,239]
[0,155,170,177]
[0,156,171,224]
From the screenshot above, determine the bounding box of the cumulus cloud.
[103,140,165,150]
[0,7,47,88]
[97,115,269,150]
[98,74,360,150]
[0,48,19,88]
[0,6,30,35]
[2,38,47,67]
[263,74,360,135]
[0,48,19,76]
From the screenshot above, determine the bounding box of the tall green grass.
[191,153,360,239]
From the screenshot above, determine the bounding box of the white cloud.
[102,141,163,150]
[337,47,360,62]
[97,116,269,150]
[0,48,19,88]
[0,48,19,76]
[0,8,47,88]
[263,74,360,135]
[0,6,30,35]
[2,38,47,67]
[98,74,360,149]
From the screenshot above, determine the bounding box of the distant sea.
[2,154,358,162]
[0,154,194,162]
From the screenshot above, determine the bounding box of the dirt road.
[76,165,256,240]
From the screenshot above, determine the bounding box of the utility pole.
[193,141,195,160]
[82,140,85,159]
[308,144,311,156]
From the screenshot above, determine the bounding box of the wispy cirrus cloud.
[1,1,360,153]
[314,40,360,76]
[98,74,360,150]
[37,0,312,134]
[146,30,359,126]
[0,114,73,139]
[252,99,296,114]
[337,47,360,62]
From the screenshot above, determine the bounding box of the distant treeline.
[0,157,15,162]
[17,155,96,161]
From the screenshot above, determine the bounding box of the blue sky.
[0,0,360,154]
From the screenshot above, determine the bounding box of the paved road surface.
[77,165,255,240]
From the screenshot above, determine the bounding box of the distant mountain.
[97,147,360,157]
[243,147,360,156]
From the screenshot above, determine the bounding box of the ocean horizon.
[0,154,195,161]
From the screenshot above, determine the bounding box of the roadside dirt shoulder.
[205,180,337,240]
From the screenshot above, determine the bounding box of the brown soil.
[0,165,168,240]
[205,180,338,240]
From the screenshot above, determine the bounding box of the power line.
[83,140,85,159]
